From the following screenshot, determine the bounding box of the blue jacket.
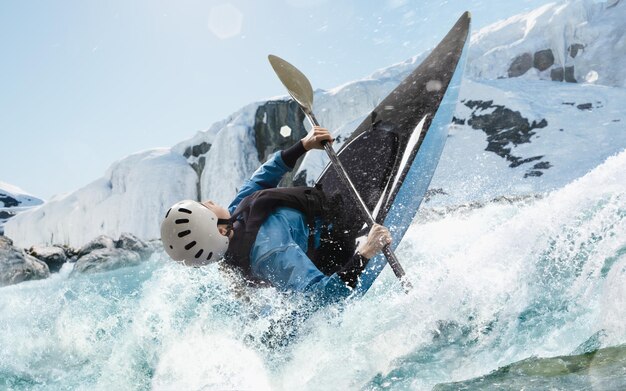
[228,152,353,301]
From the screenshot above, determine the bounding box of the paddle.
[268,54,413,293]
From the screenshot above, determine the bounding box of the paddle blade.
[268,54,315,113]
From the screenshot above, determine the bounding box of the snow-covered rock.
[468,0,626,87]
[0,236,49,286]
[426,78,626,206]
[71,232,154,274]
[116,232,152,257]
[5,0,626,249]
[0,181,44,235]
[72,248,142,275]
[27,245,68,273]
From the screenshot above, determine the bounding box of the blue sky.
[1,0,553,199]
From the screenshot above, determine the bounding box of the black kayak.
[313,12,472,295]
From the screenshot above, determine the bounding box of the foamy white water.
[1,150,624,390]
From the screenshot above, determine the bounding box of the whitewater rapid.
[1,150,625,390]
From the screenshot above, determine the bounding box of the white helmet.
[160,200,229,266]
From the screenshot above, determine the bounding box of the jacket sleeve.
[228,151,292,214]
[249,213,354,303]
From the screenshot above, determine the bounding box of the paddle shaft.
[304,110,413,292]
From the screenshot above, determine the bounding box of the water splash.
[1,150,624,390]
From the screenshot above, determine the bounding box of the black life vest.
[224,186,328,284]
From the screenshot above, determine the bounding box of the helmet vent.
[194,249,204,259]
[185,241,197,250]
[179,208,192,214]
[178,230,191,238]
[175,219,189,224]
[207,252,213,261]
[165,208,171,218]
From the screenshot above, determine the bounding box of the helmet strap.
[217,218,234,238]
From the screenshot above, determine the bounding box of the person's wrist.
[301,139,310,151]
[357,246,374,259]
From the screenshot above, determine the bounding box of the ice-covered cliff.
[468,0,626,87]
[5,0,625,248]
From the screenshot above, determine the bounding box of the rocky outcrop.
[505,47,580,83]
[77,235,117,258]
[568,43,585,58]
[551,66,577,83]
[0,233,155,286]
[0,210,16,235]
[551,67,564,82]
[71,233,154,275]
[184,141,211,180]
[564,66,577,83]
[508,53,533,77]
[463,100,552,178]
[116,232,152,256]
[0,194,19,208]
[254,100,308,186]
[0,236,50,286]
[533,49,555,71]
[1,183,45,236]
[507,49,559,77]
[72,248,142,274]
[27,245,68,273]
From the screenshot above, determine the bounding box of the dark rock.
[452,116,466,125]
[0,194,19,208]
[508,53,533,77]
[464,100,551,177]
[0,210,15,219]
[564,66,577,83]
[183,142,211,196]
[508,155,543,168]
[72,248,142,275]
[190,156,206,178]
[577,103,593,111]
[27,245,67,273]
[192,142,210,157]
[115,232,153,258]
[254,100,308,186]
[551,67,564,82]
[569,43,585,58]
[533,161,552,170]
[524,171,544,178]
[0,236,50,286]
[69,233,153,275]
[0,210,17,235]
[77,235,115,258]
[59,244,79,260]
[533,49,554,71]
[524,161,553,177]
[183,142,211,159]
